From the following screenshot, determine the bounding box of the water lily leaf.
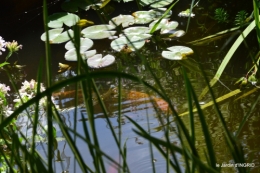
[65,38,94,50]
[110,36,146,52]
[132,11,155,24]
[65,49,96,61]
[150,0,174,8]
[123,26,150,34]
[121,33,152,40]
[162,46,193,60]
[109,15,135,28]
[161,29,185,40]
[167,46,193,55]
[162,51,185,60]
[64,38,95,61]
[139,0,174,8]
[121,27,152,39]
[81,25,116,39]
[132,8,172,24]
[41,28,74,44]
[149,18,169,31]
[87,54,115,68]
[48,13,80,28]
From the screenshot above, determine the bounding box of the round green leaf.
[81,25,116,39]
[123,26,150,34]
[87,54,115,68]
[109,15,135,28]
[48,13,80,28]
[162,46,193,60]
[110,36,146,52]
[65,38,94,50]
[41,28,74,44]
[162,51,185,60]
[65,49,96,61]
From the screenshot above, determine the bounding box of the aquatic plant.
[214,8,229,23]
[234,10,248,26]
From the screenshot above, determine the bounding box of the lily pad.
[162,46,193,60]
[110,36,146,52]
[132,11,155,24]
[123,26,150,34]
[65,49,96,61]
[109,15,135,28]
[81,25,116,39]
[139,0,174,8]
[40,28,74,44]
[132,8,172,24]
[149,19,179,32]
[47,13,80,28]
[160,29,185,40]
[87,54,115,68]
[65,38,94,50]
[121,27,151,39]
[64,38,94,61]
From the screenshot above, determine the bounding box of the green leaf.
[41,28,74,44]
[87,54,115,68]
[110,36,146,52]
[81,25,116,39]
[0,62,10,68]
[48,13,80,28]
[162,46,193,60]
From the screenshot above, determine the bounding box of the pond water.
[1,0,260,172]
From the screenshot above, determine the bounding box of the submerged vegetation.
[0,0,259,172]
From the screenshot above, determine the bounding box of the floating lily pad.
[64,38,94,61]
[150,8,172,18]
[121,27,151,39]
[132,8,172,24]
[149,19,178,33]
[65,49,96,61]
[109,15,135,28]
[87,54,115,68]
[123,26,150,34]
[41,28,74,44]
[162,46,193,60]
[81,25,116,39]
[140,0,174,8]
[132,11,155,24]
[47,13,80,28]
[161,29,185,40]
[110,36,146,52]
[65,38,94,50]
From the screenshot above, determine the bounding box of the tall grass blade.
[199,19,257,99]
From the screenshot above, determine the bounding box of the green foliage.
[234,10,248,26]
[214,8,229,23]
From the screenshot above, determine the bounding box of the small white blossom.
[14,79,47,109]
[0,83,10,95]
[0,36,6,55]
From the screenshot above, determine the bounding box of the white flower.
[14,79,47,109]
[0,83,10,95]
[3,106,13,117]
[0,36,6,55]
